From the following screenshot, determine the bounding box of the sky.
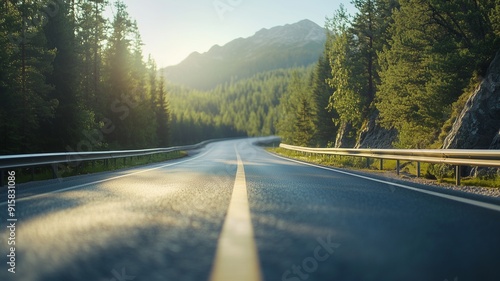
[108,0,356,68]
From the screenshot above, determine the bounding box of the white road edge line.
[0,148,213,206]
[209,147,263,281]
[269,151,500,213]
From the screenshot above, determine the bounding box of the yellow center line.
[209,147,263,281]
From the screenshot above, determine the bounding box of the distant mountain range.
[162,19,326,90]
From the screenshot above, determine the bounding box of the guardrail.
[0,139,217,186]
[280,143,500,185]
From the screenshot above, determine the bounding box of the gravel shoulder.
[378,170,500,198]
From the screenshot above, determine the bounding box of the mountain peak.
[296,19,320,26]
[163,19,326,90]
[253,19,325,44]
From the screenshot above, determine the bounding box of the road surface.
[1,138,500,281]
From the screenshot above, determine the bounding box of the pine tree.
[128,22,158,148]
[276,71,316,145]
[156,74,170,147]
[76,0,107,113]
[311,53,337,147]
[351,0,376,106]
[350,0,399,109]
[147,55,158,108]
[102,0,135,148]
[295,95,316,146]
[0,1,22,153]
[42,0,90,151]
[0,0,56,153]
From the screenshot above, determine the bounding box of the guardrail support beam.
[396,160,400,176]
[417,162,421,178]
[379,159,383,170]
[456,165,461,185]
[51,164,58,179]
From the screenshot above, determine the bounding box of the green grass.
[11,151,188,185]
[268,147,500,189]
[269,147,399,171]
[441,177,500,188]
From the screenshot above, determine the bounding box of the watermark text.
[6,171,17,274]
[282,234,340,281]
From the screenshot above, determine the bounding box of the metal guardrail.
[280,143,500,185]
[0,139,217,185]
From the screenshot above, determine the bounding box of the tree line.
[0,0,170,155]
[168,68,306,145]
[170,0,500,149]
[168,63,338,147]
[3,0,499,154]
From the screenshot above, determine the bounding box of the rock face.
[490,131,500,149]
[442,50,500,149]
[355,110,397,148]
[334,121,356,148]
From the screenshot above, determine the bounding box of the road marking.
[0,149,213,206]
[269,152,500,213]
[210,147,263,281]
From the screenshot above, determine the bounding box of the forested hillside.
[2,0,500,155]
[324,0,500,149]
[170,0,500,150]
[0,0,170,154]
[168,66,324,145]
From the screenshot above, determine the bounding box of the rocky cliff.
[334,121,357,148]
[355,110,398,149]
[442,50,500,149]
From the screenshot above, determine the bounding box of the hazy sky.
[110,1,355,67]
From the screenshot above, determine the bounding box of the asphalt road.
[1,138,500,281]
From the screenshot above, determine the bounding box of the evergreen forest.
[2,0,500,154]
